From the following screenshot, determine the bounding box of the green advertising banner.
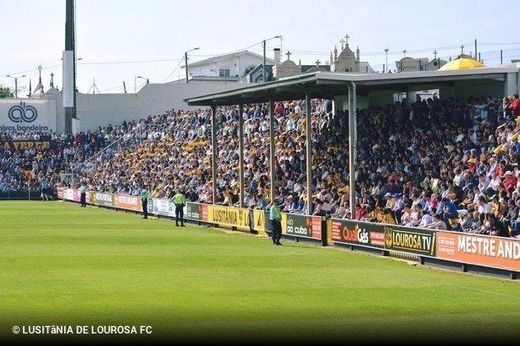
[186,202,202,220]
[285,213,322,240]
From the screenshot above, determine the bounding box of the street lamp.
[262,35,281,83]
[6,74,26,98]
[134,75,149,93]
[185,47,200,83]
[384,48,389,73]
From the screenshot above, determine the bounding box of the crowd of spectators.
[1,93,519,238]
[0,121,141,193]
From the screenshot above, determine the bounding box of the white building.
[182,50,275,80]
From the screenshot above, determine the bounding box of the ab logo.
[8,102,38,123]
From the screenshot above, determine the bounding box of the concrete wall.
[506,72,518,96]
[367,91,395,108]
[452,79,506,99]
[41,80,244,133]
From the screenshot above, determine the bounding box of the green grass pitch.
[1,201,519,344]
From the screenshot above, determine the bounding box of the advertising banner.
[63,188,73,201]
[56,187,64,199]
[436,232,520,271]
[384,226,436,256]
[0,99,57,132]
[200,204,209,222]
[113,194,142,212]
[186,202,202,220]
[86,191,94,204]
[1,140,55,151]
[152,198,171,217]
[252,209,268,233]
[206,205,250,228]
[94,192,113,207]
[285,213,321,240]
[72,189,80,202]
[331,219,385,248]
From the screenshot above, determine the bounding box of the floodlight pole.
[384,48,389,73]
[348,82,357,219]
[64,0,76,134]
[305,93,313,215]
[263,40,267,83]
[238,104,244,207]
[211,105,218,204]
[269,100,275,203]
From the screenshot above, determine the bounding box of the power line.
[78,57,184,65]
[160,55,185,82]
[479,41,520,46]
[1,63,61,77]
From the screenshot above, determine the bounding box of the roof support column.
[211,105,218,204]
[348,83,357,219]
[238,104,245,208]
[269,100,276,203]
[305,93,313,215]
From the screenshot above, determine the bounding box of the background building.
[181,50,274,80]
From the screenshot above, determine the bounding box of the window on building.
[219,69,230,77]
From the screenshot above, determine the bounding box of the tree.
[0,86,13,98]
[242,64,256,77]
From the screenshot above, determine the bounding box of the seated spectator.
[426,213,448,230]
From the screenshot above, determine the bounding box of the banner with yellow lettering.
[1,140,55,151]
[252,209,268,234]
[206,205,250,229]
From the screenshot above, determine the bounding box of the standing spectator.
[141,186,149,219]
[171,190,186,227]
[269,200,282,246]
[79,183,87,208]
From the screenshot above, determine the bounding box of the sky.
[0,0,519,95]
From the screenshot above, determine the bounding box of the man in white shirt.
[477,196,491,216]
[419,210,433,228]
[426,213,448,230]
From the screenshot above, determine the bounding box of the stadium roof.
[185,64,520,106]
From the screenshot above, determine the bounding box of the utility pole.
[185,51,189,83]
[184,47,200,84]
[6,74,26,98]
[474,39,478,59]
[123,81,127,94]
